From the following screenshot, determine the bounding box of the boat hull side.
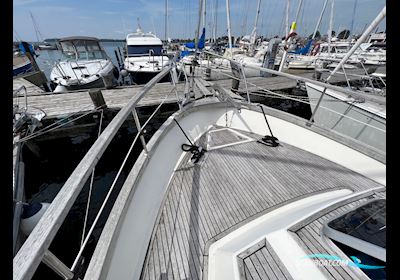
[305,83,386,152]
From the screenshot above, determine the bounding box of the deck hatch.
[206,128,254,150]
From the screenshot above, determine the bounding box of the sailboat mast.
[312,0,328,39]
[294,0,304,25]
[328,0,335,54]
[250,0,262,45]
[203,0,207,29]
[213,0,218,43]
[225,0,233,56]
[30,11,42,43]
[327,5,386,81]
[285,0,290,36]
[195,0,204,52]
[165,0,168,41]
[349,0,358,39]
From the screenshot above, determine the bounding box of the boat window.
[74,40,89,60]
[327,199,386,248]
[86,50,107,60]
[60,41,77,59]
[336,46,350,53]
[320,46,328,53]
[127,45,163,56]
[86,41,101,51]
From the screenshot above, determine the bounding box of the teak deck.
[288,190,386,280]
[140,127,384,280]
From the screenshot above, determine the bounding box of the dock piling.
[89,89,107,109]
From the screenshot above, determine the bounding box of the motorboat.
[50,36,119,93]
[13,42,37,77]
[13,54,33,77]
[13,61,386,280]
[38,41,58,50]
[123,28,170,84]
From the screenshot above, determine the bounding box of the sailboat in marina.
[286,0,385,70]
[304,6,386,152]
[29,12,58,50]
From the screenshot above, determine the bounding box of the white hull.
[124,56,170,74]
[85,100,385,280]
[50,59,117,92]
[305,82,386,152]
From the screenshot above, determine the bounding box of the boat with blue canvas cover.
[13,42,37,77]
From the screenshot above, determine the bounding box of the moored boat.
[13,60,386,280]
[123,28,170,84]
[50,36,119,93]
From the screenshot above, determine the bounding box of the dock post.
[89,89,107,109]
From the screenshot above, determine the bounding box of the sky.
[13,0,386,41]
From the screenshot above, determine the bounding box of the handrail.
[13,86,28,112]
[13,66,172,280]
[203,50,386,106]
[200,63,386,131]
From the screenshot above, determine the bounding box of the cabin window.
[60,40,107,60]
[336,46,349,53]
[60,41,77,59]
[323,199,386,279]
[327,199,386,248]
[127,45,163,56]
[86,41,101,51]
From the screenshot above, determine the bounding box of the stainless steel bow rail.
[13,66,179,280]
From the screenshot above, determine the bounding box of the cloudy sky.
[13,0,386,41]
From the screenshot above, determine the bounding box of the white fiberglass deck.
[140,127,384,280]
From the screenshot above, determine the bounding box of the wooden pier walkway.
[12,66,379,120]
[13,77,45,96]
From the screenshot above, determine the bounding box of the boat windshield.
[127,45,163,56]
[60,40,108,61]
[328,199,386,248]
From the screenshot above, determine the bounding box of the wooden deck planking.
[13,77,45,96]
[263,241,294,280]
[238,239,294,280]
[290,191,386,280]
[13,68,363,119]
[12,82,185,118]
[139,128,383,280]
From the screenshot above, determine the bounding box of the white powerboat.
[14,61,386,280]
[50,36,118,93]
[123,28,170,84]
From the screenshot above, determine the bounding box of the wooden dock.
[12,68,367,120]
[13,77,45,96]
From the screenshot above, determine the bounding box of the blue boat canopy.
[185,28,206,49]
[18,42,37,57]
[289,39,313,55]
